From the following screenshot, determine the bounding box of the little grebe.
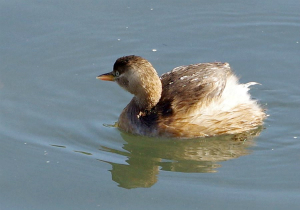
[97,55,265,138]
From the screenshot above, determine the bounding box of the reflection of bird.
[97,55,265,138]
[98,130,261,188]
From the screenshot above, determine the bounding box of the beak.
[96,72,115,81]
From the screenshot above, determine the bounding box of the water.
[1,0,300,209]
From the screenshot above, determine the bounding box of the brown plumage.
[97,55,265,138]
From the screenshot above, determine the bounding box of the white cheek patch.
[116,69,141,95]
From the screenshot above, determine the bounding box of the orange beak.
[96,72,115,81]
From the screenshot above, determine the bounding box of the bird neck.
[133,78,162,111]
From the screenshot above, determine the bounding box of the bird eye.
[115,71,120,77]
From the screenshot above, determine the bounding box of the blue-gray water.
[1,0,300,209]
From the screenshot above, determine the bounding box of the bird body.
[97,55,265,138]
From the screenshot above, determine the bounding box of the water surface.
[1,0,300,209]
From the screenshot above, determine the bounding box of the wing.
[157,62,232,116]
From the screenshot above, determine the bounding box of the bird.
[97,55,265,138]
